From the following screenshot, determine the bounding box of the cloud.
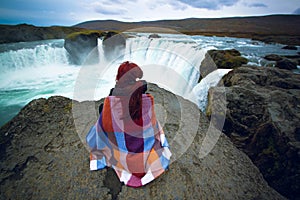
[113,0,137,3]
[146,0,168,10]
[169,1,188,10]
[247,3,268,8]
[92,2,128,15]
[293,7,300,14]
[176,0,239,10]
[95,6,127,15]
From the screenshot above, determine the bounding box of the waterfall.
[0,34,231,126]
[93,34,211,101]
[0,40,76,93]
[0,40,80,126]
[0,40,69,71]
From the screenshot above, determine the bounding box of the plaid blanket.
[86,94,172,187]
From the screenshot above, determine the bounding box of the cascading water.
[1,33,298,126]
[0,40,80,126]
[0,41,68,70]
[92,34,209,100]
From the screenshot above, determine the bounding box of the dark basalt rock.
[275,59,297,70]
[148,34,161,39]
[102,31,126,60]
[207,66,300,199]
[64,31,101,65]
[282,45,298,50]
[264,54,283,61]
[200,49,248,80]
[264,54,300,70]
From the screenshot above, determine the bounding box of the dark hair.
[114,61,145,123]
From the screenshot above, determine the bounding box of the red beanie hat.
[116,61,143,82]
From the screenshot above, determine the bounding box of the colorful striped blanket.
[86,94,172,187]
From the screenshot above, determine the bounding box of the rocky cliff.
[64,31,102,65]
[0,84,284,200]
[200,49,248,79]
[207,66,300,199]
[102,31,126,61]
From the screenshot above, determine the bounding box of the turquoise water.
[0,34,299,126]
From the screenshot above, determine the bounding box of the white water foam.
[191,69,232,112]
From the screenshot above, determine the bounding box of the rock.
[64,31,101,65]
[208,66,300,199]
[283,55,300,66]
[148,34,161,39]
[275,59,297,70]
[0,84,284,199]
[282,45,298,50]
[102,31,126,60]
[200,49,248,79]
[264,54,283,61]
[264,54,300,68]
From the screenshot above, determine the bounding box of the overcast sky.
[0,0,299,26]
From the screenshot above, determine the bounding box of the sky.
[0,0,300,26]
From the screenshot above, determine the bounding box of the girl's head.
[116,61,143,84]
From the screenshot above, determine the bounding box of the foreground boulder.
[64,31,101,65]
[207,66,300,199]
[200,49,248,79]
[0,84,284,200]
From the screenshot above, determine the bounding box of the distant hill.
[75,15,300,45]
[0,24,86,44]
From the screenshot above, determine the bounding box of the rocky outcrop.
[102,31,126,60]
[275,59,297,70]
[200,49,248,79]
[207,66,300,199]
[64,31,101,65]
[0,84,284,200]
[264,54,284,62]
[148,34,161,39]
[282,45,298,50]
[264,54,300,71]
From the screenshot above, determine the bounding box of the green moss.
[43,104,50,113]
[65,30,103,40]
[64,102,73,113]
[221,56,248,68]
